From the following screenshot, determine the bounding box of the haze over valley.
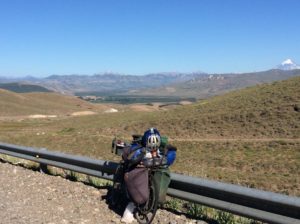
[1,59,300,105]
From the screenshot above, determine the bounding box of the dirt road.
[0,161,206,224]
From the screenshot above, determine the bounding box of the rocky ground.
[0,161,207,224]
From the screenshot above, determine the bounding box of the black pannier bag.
[124,167,149,205]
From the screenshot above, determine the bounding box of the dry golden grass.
[0,89,126,117]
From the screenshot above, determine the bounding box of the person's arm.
[127,148,146,168]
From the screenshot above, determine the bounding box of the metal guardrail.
[0,142,299,224]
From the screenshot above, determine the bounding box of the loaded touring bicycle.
[110,133,176,224]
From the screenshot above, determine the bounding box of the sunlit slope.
[0,89,108,116]
[163,76,300,138]
[38,76,300,140]
[116,76,300,139]
[1,76,299,138]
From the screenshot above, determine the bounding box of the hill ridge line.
[95,134,300,142]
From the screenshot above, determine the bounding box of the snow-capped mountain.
[277,59,300,70]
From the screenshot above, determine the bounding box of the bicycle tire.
[135,172,159,224]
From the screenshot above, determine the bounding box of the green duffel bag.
[153,167,171,204]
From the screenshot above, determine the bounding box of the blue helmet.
[142,128,161,149]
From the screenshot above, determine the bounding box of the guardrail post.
[38,148,48,174]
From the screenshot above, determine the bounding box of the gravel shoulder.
[0,161,207,224]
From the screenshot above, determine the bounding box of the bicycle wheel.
[135,173,158,224]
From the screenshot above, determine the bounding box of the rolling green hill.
[3,76,298,139]
[60,76,299,140]
[122,76,300,139]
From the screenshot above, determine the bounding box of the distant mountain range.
[277,59,300,70]
[0,72,207,95]
[0,59,300,99]
[43,72,207,94]
[126,69,300,99]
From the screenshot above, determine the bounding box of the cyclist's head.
[142,127,161,150]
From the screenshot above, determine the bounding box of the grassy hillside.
[0,82,52,93]
[56,76,299,139]
[0,77,299,196]
[0,89,111,116]
[120,76,300,139]
[32,76,299,140]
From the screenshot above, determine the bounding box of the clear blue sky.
[0,0,300,77]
